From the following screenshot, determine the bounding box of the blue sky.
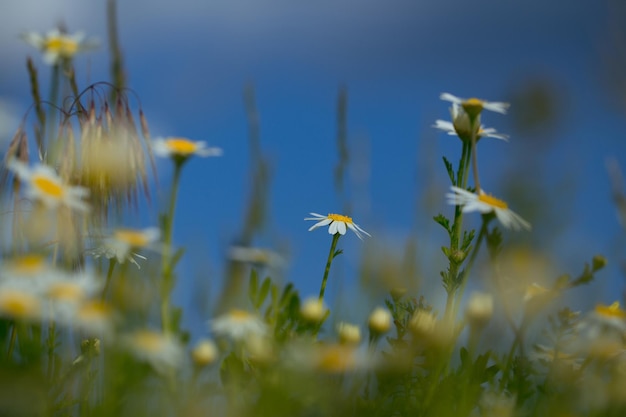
[1,0,625,332]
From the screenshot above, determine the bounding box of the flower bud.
[300,297,328,323]
[191,339,218,367]
[465,292,494,328]
[337,322,361,345]
[368,307,392,334]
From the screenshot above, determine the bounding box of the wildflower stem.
[45,63,61,162]
[469,119,481,193]
[452,219,489,317]
[443,141,472,322]
[161,161,183,334]
[101,258,116,300]
[7,325,17,358]
[318,233,341,302]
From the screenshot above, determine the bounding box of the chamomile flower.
[90,227,160,268]
[7,159,89,212]
[0,289,43,321]
[21,29,98,65]
[446,186,531,231]
[122,329,184,372]
[152,137,222,160]
[434,103,509,142]
[440,92,510,116]
[305,213,371,240]
[70,300,117,337]
[209,309,267,342]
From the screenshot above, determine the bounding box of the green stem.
[161,161,184,334]
[45,63,61,163]
[318,233,341,302]
[452,219,489,317]
[101,258,116,300]
[443,141,472,322]
[469,118,481,193]
[7,324,17,358]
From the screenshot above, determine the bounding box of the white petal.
[308,218,332,231]
[335,221,347,235]
[440,93,463,104]
[482,101,510,114]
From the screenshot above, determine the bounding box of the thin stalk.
[161,161,183,334]
[101,258,116,301]
[452,219,489,317]
[469,119,481,193]
[318,233,341,302]
[45,63,61,163]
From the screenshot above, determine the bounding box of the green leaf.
[248,269,259,304]
[433,214,451,233]
[442,156,455,184]
[256,277,272,309]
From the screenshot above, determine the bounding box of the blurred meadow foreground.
[2,2,626,417]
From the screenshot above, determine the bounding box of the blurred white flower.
[21,29,98,65]
[90,227,160,268]
[7,159,89,212]
[153,137,222,160]
[440,92,510,115]
[122,329,184,372]
[209,309,267,342]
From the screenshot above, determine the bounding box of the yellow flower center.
[328,213,353,224]
[32,174,64,198]
[132,330,167,353]
[7,254,46,275]
[166,138,198,155]
[114,229,150,247]
[0,292,40,318]
[461,98,485,119]
[45,36,78,56]
[229,309,253,321]
[317,345,356,373]
[78,301,112,320]
[47,283,85,301]
[595,301,626,319]
[478,193,508,209]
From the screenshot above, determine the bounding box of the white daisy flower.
[0,254,69,295]
[228,245,286,268]
[69,300,117,337]
[209,309,267,342]
[440,92,510,115]
[446,186,531,231]
[305,213,371,240]
[572,302,626,359]
[0,289,44,321]
[44,271,104,324]
[434,103,509,142]
[21,29,98,65]
[122,329,184,372]
[7,159,89,212]
[90,227,160,268]
[152,137,222,160]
